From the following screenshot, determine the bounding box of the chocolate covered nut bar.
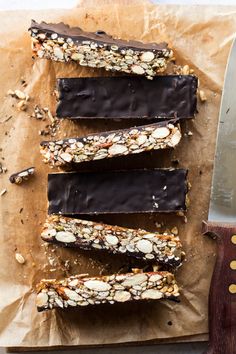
[48,169,188,215]
[36,270,179,311]
[56,76,198,119]
[29,20,173,79]
[40,120,181,167]
[42,215,184,266]
[9,167,35,184]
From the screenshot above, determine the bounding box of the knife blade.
[203,37,236,354]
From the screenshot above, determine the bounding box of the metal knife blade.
[203,37,236,354]
[208,37,236,223]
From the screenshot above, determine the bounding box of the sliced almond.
[169,130,181,147]
[152,127,170,139]
[108,144,128,156]
[60,152,72,162]
[64,288,81,301]
[122,273,147,287]
[131,65,145,75]
[15,253,25,264]
[136,239,153,254]
[114,290,131,302]
[84,280,111,292]
[149,274,163,282]
[140,51,155,62]
[105,234,119,245]
[55,231,76,243]
[141,289,163,299]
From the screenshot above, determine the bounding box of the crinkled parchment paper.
[1,0,236,348]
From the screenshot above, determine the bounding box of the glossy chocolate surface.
[56,76,197,119]
[48,169,188,215]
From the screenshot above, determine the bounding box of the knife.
[203,37,236,354]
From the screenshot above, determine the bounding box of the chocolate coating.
[30,20,168,51]
[56,75,197,119]
[48,169,188,215]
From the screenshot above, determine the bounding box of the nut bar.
[42,215,184,266]
[36,270,179,311]
[56,76,198,119]
[9,167,35,184]
[48,169,188,215]
[40,120,181,167]
[29,20,173,79]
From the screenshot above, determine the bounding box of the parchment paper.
[0,0,236,348]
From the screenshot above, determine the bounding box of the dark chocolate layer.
[30,20,168,52]
[48,169,188,215]
[56,75,197,119]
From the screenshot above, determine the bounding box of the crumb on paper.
[9,167,35,185]
[0,162,7,174]
[7,89,30,101]
[15,252,25,264]
[199,90,207,102]
[0,188,7,196]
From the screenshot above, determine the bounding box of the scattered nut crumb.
[9,167,35,184]
[187,131,193,136]
[47,109,54,123]
[0,163,7,174]
[7,89,15,96]
[20,77,27,87]
[199,90,207,102]
[15,252,25,264]
[17,100,28,111]
[8,89,30,101]
[0,188,7,196]
[171,226,178,235]
[31,105,44,120]
[14,90,28,100]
